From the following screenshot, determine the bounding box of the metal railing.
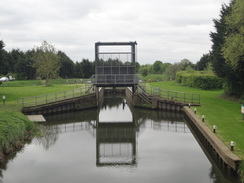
[89,74,139,85]
[18,86,95,107]
[138,84,200,105]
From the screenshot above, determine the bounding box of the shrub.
[176,71,223,90]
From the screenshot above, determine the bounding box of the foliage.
[58,51,75,78]
[176,71,223,90]
[32,41,61,85]
[196,53,211,71]
[74,59,94,78]
[210,0,244,97]
[153,60,163,73]
[140,67,148,77]
[222,0,244,70]
[0,110,37,153]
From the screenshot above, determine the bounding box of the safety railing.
[138,84,200,105]
[18,86,95,107]
[90,74,139,85]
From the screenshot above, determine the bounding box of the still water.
[0,95,240,183]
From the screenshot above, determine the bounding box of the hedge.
[176,71,223,90]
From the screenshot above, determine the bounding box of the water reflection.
[0,94,241,183]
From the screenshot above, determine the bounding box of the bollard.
[188,103,191,108]
[230,141,236,151]
[202,115,205,122]
[213,125,217,133]
[194,108,197,114]
[2,95,6,105]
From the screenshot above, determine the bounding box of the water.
[0,95,240,183]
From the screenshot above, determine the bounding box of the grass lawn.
[0,80,83,105]
[150,81,244,159]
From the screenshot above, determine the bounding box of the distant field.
[0,79,85,104]
[139,74,167,82]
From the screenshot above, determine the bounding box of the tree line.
[0,40,94,81]
[0,39,195,82]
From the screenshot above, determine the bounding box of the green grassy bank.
[0,110,37,163]
[151,81,244,179]
[0,79,81,163]
[150,81,244,159]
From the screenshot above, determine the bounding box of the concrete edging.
[183,106,241,171]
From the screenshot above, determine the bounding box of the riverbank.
[0,80,81,163]
[0,108,38,163]
[150,81,244,178]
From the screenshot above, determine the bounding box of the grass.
[0,80,83,104]
[0,79,85,162]
[138,74,167,82]
[150,81,244,159]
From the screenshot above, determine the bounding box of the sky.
[0,0,231,64]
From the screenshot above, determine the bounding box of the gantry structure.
[94,41,138,92]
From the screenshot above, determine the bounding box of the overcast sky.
[0,0,231,64]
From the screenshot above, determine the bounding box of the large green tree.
[0,40,9,75]
[32,41,61,85]
[153,60,163,73]
[222,0,244,70]
[58,51,75,78]
[196,53,211,71]
[209,1,243,96]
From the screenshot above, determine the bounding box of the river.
[0,95,240,183]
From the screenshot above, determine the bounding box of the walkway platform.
[27,115,46,122]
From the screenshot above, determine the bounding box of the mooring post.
[202,115,205,122]
[230,141,236,151]
[2,95,6,105]
[213,125,217,133]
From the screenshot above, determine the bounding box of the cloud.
[0,0,231,64]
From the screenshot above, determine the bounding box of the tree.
[196,53,211,71]
[164,63,183,80]
[161,62,171,73]
[222,0,244,70]
[58,51,75,78]
[179,59,194,70]
[135,62,140,73]
[153,60,163,73]
[32,41,60,85]
[0,40,8,75]
[210,3,232,78]
[15,50,36,80]
[222,0,244,96]
[80,59,94,78]
[210,0,244,96]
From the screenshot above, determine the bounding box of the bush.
[176,71,223,90]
